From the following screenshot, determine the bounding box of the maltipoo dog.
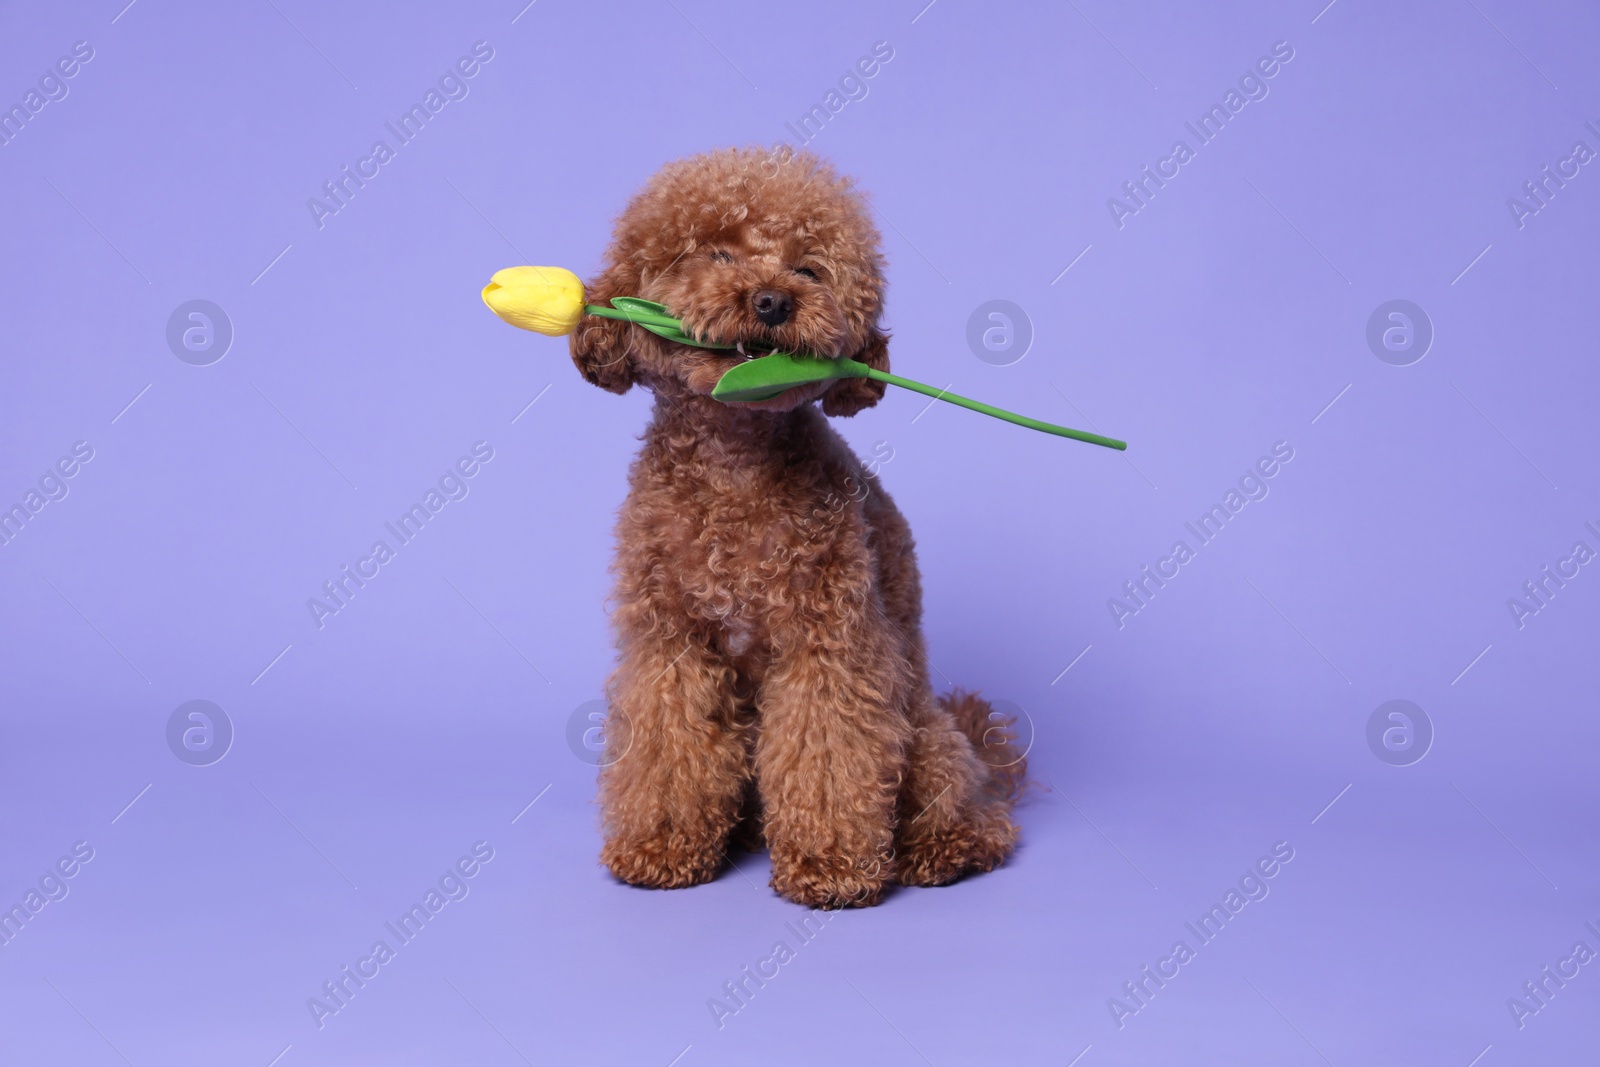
[571,147,1024,908]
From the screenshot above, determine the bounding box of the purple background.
[2,1,1597,1064]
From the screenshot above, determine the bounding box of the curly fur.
[572,147,1024,908]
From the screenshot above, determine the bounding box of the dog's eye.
[709,251,732,264]
[793,267,818,280]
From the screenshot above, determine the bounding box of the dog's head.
[571,147,889,417]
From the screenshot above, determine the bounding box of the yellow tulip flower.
[481,266,586,335]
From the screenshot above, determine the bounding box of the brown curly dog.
[571,147,1025,908]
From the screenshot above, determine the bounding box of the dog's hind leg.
[893,690,1023,886]
[902,687,1024,889]
[597,629,749,889]
[859,488,1024,886]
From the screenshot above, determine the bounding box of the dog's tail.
[938,689,1028,805]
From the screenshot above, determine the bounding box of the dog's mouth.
[729,338,778,360]
[677,331,806,363]
[704,332,835,363]
[660,325,840,409]
[647,303,848,407]
[673,316,825,362]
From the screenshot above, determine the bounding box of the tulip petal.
[481,266,585,336]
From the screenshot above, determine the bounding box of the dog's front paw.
[601,832,725,890]
[769,850,891,909]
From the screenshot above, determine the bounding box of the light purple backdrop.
[1,1,1596,1064]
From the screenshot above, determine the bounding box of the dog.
[570,147,1025,908]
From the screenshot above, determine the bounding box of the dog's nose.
[751,289,792,327]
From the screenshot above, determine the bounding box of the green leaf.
[637,322,726,349]
[607,298,729,349]
[712,352,869,402]
[608,297,671,316]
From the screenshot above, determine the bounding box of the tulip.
[478,266,1126,449]
[481,266,587,335]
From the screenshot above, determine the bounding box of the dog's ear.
[822,329,888,417]
[568,267,637,395]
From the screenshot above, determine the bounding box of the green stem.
[866,369,1127,450]
[585,303,717,335]
[583,305,1126,450]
